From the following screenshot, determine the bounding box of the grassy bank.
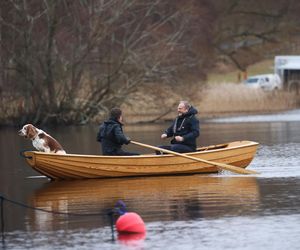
[1,60,299,126]
[197,83,299,119]
[207,59,274,84]
[123,59,300,123]
[123,82,300,123]
[200,59,299,118]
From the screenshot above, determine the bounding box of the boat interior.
[197,143,228,152]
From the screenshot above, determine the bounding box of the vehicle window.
[246,78,258,83]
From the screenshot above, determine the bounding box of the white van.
[274,55,300,92]
[244,74,282,91]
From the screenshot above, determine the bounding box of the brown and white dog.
[18,124,66,154]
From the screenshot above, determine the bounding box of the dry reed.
[197,83,299,118]
[1,82,299,125]
[124,82,300,123]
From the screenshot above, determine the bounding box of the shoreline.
[126,108,299,125]
[1,107,299,128]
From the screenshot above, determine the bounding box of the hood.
[181,106,198,118]
[104,118,122,126]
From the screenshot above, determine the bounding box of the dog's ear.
[26,125,37,139]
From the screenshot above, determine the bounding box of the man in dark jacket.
[158,101,200,153]
[97,108,139,156]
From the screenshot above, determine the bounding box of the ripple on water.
[249,143,300,178]
[208,109,300,123]
[4,214,300,250]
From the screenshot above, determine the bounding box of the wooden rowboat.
[22,140,259,180]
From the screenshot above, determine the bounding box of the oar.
[131,140,258,175]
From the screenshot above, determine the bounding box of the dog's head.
[18,124,38,140]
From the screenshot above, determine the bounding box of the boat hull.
[23,140,259,180]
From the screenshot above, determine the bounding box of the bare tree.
[212,0,294,71]
[0,0,213,125]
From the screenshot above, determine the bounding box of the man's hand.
[175,136,184,142]
[125,137,131,145]
[161,133,168,139]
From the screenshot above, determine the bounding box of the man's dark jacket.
[164,106,200,150]
[97,118,130,155]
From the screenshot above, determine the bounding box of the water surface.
[1,110,300,249]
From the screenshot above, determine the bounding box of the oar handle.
[131,141,258,175]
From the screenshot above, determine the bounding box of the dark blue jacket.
[97,119,130,155]
[164,107,200,150]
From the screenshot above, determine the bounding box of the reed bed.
[197,83,300,118]
[1,82,299,125]
[124,82,300,123]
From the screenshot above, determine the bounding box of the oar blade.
[213,162,258,174]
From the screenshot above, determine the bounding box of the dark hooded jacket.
[97,118,130,155]
[164,106,200,150]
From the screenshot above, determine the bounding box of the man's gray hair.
[179,100,191,109]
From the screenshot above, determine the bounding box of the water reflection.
[28,175,260,231]
[1,109,300,249]
[117,232,146,248]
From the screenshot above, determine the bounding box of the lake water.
[1,109,300,250]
